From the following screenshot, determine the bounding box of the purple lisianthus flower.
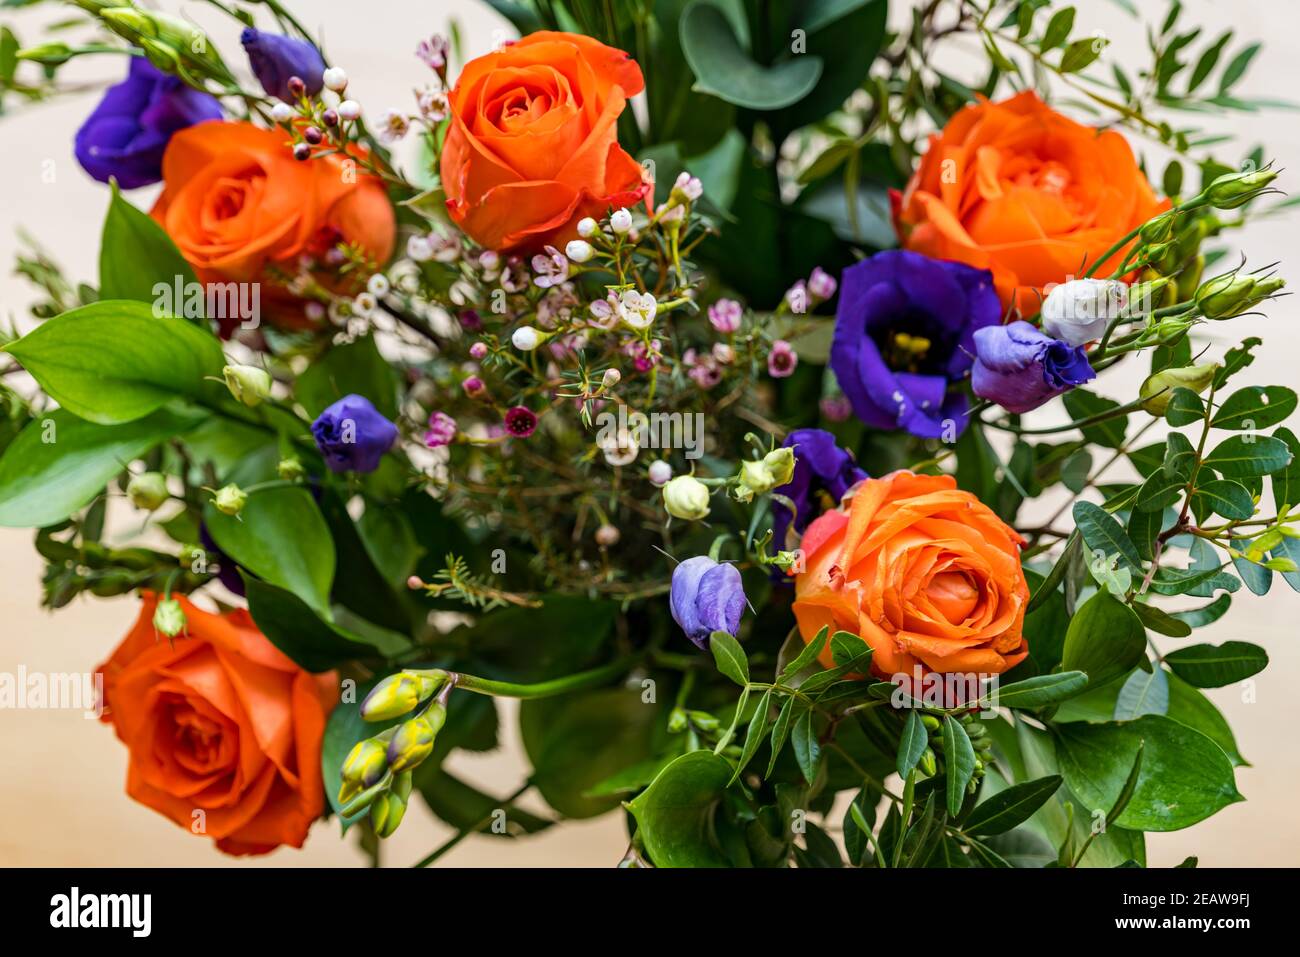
[830,250,1001,438]
[670,556,746,649]
[311,395,398,473]
[241,28,325,102]
[771,429,867,552]
[970,321,1096,414]
[74,56,222,189]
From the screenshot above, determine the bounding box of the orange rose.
[97,594,337,856]
[152,121,395,327]
[895,91,1169,316]
[440,31,649,253]
[793,471,1029,677]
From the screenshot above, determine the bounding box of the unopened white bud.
[576,217,598,238]
[1040,279,1127,346]
[648,460,673,487]
[322,67,348,93]
[337,99,362,121]
[512,325,541,351]
[601,368,621,390]
[270,102,294,123]
[610,208,633,234]
[565,239,594,263]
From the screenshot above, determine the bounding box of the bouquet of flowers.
[1,0,1293,867]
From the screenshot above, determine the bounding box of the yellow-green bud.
[212,483,247,516]
[1204,167,1278,210]
[386,708,444,773]
[1139,363,1219,415]
[99,7,228,80]
[360,673,421,722]
[1125,276,1174,318]
[369,790,408,837]
[127,472,169,511]
[1196,271,1285,320]
[341,738,389,791]
[392,769,414,803]
[1138,211,1177,244]
[222,364,272,407]
[920,747,937,777]
[277,457,305,481]
[663,475,711,521]
[733,447,796,503]
[16,42,75,66]
[152,597,187,638]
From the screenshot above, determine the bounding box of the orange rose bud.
[151,121,395,329]
[894,91,1169,317]
[439,31,650,253]
[96,593,338,856]
[792,472,1029,678]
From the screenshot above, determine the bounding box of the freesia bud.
[223,363,273,407]
[663,475,711,521]
[152,597,186,638]
[127,472,169,511]
[341,738,389,791]
[387,706,444,772]
[212,483,247,516]
[369,790,408,838]
[1140,363,1219,415]
[360,672,440,722]
[1040,279,1126,346]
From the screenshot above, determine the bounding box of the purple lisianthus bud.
[311,394,398,473]
[970,321,1096,414]
[771,429,866,552]
[830,250,1001,438]
[74,57,222,189]
[241,28,325,103]
[670,556,746,649]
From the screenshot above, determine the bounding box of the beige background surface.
[1,0,1297,867]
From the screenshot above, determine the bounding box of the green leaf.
[415,767,551,836]
[1170,593,1232,628]
[766,695,798,778]
[1165,387,1205,427]
[1270,427,1300,510]
[1211,386,1298,430]
[1061,592,1148,688]
[205,486,335,614]
[680,1,822,110]
[1114,664,1169,719]
[1166,673,1245,765]
[830,630,869,668]
[2,301,225,424]
[626,751,732,867]
[709,630,749,686]
[1192,479,1255,520]
[521,687,664,819]
[896,709,927,778]
[730,688,773,785]
[1072,501,1143,573]
[780,625,829,680]
[1203,435,1292,478]
[1039,7,1075,50]
[242,575,411,672]
[942,715,976,817]
[1165,641,1269,687]
[1055,715,1242,830]
[1059,36,1105,73]
[1132,601,1192,637]
[1218,41,1261,94]
[1188,30,1233,92]
[964,775,1062,836]
[295,335,400,421]
[1063,390,1127,448]
[1162,432,1197,480]
[988,671,1089,709]
[792,709,821,784]
[1214,336,1262,388]
[1106,741,1144,827]
[99,181,197,304]
[0,406,204,528]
